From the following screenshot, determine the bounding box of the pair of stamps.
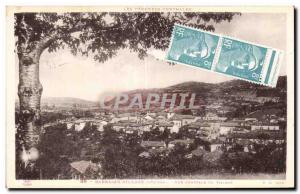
[167,24,284,87]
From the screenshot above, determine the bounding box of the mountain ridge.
[15,76,287,107]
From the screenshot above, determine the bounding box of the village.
[38,96,286,179]
[26,77,287,179]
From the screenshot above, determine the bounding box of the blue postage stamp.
[166,25,220,70]
[166,24,284,87]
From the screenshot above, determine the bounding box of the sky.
[15,13,288,101]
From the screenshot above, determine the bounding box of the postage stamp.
[166,24,284,87]
[6,6,294,189]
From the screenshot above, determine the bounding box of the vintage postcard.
[6,6,294,188]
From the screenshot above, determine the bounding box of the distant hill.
[163,76,286,93]
[217,76,287,98]
[104,76,287,109]
[41,97,97,107]
[15,76,287,110]
[15,97,98,109]
[166,81,214,93]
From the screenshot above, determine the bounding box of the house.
[168,139,194,149]
[143,115,154,121]
[202,112,226,121]
[156,112,167,119]
[127,113,140,121]
[209,139,223,152]
[70,160,100,179]
[242,94,279,103]
[127,123,140,133]
[140,122,153,132]
[227,131,285,145]
[172,119,182,128]
[138,151,151,158]
[171,114,196,127]
[93,112,104,118]
[167,112,175,119]
[187,121,220,140]
[251,124,280,131]
[217,106,236,115]
[171,125,180,133]
[111,122,128,132]
[146,112,156,117]
[244,118,258,123]
[270,119,279,124]
[141,141,166,149]
[256,97,280,103]
[190,147,207,157]
[126,123,150,134]
[148,147,169,157]
[231,119,249,127]
[218,136,226,142]
[74,121,86,132]
[156,121,173,132]
[112,121,153,134]
[124,128,135,134]
[156,115,167,121]
[206,103,222,110]
[66,123,74,130]
[187,122,211,134]
[219,122,240,135]
[279,117,286,122]
[235,139,255,153]
[92,120,108,132]
[111,113,139,123]
[181,116,197,125]
[231,128,249,134]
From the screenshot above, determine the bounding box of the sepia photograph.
[5,6,295,188]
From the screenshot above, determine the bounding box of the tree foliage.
[15,12,238,61]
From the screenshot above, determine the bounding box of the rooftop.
[169,139,194,145]
[228,131,285,140]
[191,148,207,157]
[141,141,165,147]
[171,114,195,120]
[220,122,240,127]
[70,160,98,174]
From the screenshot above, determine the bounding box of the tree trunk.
[17,51,43,179]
